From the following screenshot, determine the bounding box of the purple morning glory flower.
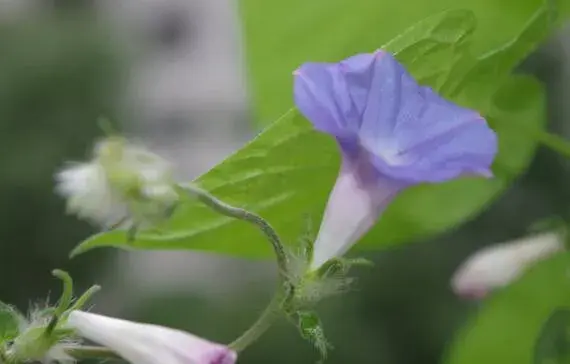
[293,50,498,269]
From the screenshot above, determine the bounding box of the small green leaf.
[0,302,23,341]
[444,253,570,364]
[296,311,332,361]
[534,309,570,364]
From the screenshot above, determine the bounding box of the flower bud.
[56,137,178,229]
[67,311,237,364]
[451,231,564,299]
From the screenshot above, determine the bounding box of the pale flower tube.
[451,231,565,299]
[310,157,401,269]
[67,311,237,364]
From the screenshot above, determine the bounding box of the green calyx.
[284,241,374,312]
[10,326,59,362]
[0,270,100,364]
[281,247,373,361]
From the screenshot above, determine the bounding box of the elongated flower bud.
[67,311,237,364]
[451,231,565,299]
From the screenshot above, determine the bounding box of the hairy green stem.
[180,183,290,278]
[180,183,293,352]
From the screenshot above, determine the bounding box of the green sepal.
[0,303,24,342]
[295,311,332,363]
[298,215,317,264]
[0,271,101,363]
[10,326,59,362]
[315,257,374,279]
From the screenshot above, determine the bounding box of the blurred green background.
[0,1,569,364]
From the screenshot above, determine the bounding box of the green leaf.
[73,110,330,258]
[382,9,476,91]
[240,0,568,126]
[72,7,550,258]
[448,0,558,107]
[0,302,23,341]
[534,309,570,364]
[72,76,544,258]
[444,253,570,364]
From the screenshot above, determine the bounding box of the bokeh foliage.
[0,8,123,307]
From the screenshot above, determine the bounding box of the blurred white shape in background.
[92,0,274,314]
[451,231,565,299]
[0,0,273,314]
